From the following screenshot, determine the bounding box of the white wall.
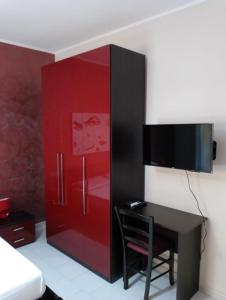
[56,0,226,298]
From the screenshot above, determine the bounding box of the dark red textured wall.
[0,42,54,221]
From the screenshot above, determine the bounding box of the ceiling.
[0,0,204,53]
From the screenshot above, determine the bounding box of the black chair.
[115,207,175,300]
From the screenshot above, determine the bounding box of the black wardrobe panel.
[110,44,145,280]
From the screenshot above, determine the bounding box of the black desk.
[131,202,205,300]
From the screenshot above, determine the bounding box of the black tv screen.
[144,124,213,173]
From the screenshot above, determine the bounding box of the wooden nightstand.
[0,211,35,248]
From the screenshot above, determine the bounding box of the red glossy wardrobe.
[42,45,145,282]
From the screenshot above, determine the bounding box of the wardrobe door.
[42,63,67,243]
[75,46,111,278]
[58,57,89,261]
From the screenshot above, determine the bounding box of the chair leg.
[144,259,152,300]
[169,250,175,286]
[123,249,129,289]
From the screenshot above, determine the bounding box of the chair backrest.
[115,207,154,256]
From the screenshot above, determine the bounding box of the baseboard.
[35,221,45,229]
[154,254,226,300]
[200,286,226,300]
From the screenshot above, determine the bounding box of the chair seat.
[127,236,172,257]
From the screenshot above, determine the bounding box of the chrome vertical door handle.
[60,153,65,206]
[82,155,86,215]
[57,153,61,205]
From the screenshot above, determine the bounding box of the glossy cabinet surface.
[43,45,145,282]
[43,62,68,243]
[43,46,111,279]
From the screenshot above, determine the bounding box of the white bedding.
[0,238,46,300]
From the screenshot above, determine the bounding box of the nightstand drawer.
[6,235,35,248]
[0,212,35,248]
[0,221,35,241]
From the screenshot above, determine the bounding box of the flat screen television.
[143,124,214,173]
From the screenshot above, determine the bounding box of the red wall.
[0,42,54,221]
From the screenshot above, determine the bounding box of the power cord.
[185,170,207,255]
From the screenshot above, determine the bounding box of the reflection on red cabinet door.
[43,45,111,279]
[77,46,111,278]
[42,63,65,241]
[57,58,89,263]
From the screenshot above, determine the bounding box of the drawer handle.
[13,238,25,244]
[12,226,24,232]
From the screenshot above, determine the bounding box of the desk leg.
[177,225,202,300]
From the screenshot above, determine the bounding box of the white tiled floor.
[17,222,215,300]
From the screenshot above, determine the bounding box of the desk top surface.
[132,202,205,233]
